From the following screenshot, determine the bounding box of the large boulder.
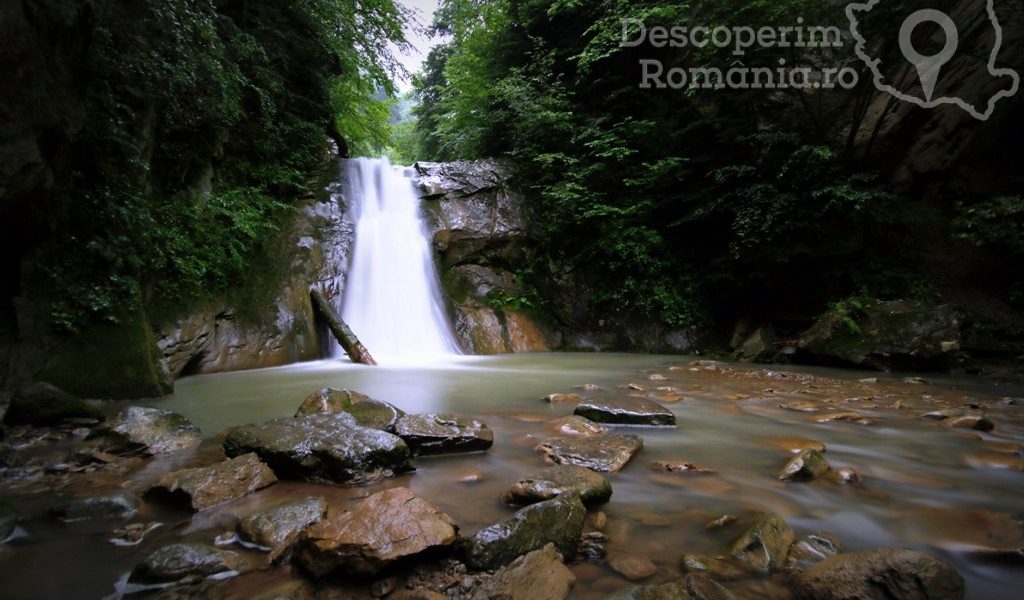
[295,487,458,578]
[469,543,575,600]
[729,513,795,572]
[502,465,612,507]
[797,299,961,371]
[536,434,643,473]
[146,453,277,511]
[52,492,139,521]
[574,398,676,427]
[462,494,586,570]
[237,496,327,561]
[294,388,404,432]
[129,543,245,584]
[84,407,201,455]
[2,382,104,427]
[793,548,964,600]
[393,414,493,455]
[223,413,413,485]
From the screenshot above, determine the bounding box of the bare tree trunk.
[310,290,377,366]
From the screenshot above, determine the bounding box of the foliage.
[954,196,1024,256]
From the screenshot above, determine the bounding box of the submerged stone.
[462,494,586,570]
[602,581,691,600]
[53,492,139,521]
[294,388,404,432]
[223,413,412,485]
[393,413,493,455]
[84,407,201,456]
[469,543,576,600]
[147,453,277,511]
[547,415,607,437]
[609,553,658,581]
[786,533,841,570]
[295,487,458,578]
[793,548,964,600]
[129,543,245,583]
[502,465,612,507]
[536,434,643,473]
[574,398,676,426]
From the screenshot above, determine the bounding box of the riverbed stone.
[295,487,458,578]
[681,555,751,580]
[729,513,795,572]
[793,548,965,600]
[223,413,413,485]
[84,407,202,456]
[609,553,658,581]
[462,494,586,570]
[685,573,736,600]
[548,415,607,437]
[469,543,576,600]
[53,492,139,521]
[948,415,995,431]
[2,382,105,427]
[603,581,691,600]
[393,413,493,455]
[238,496,327,561]
[0,443,21,468]
[147,453,277,511]
[294,388,404,432]
[786,533,841,570]
[574,398,676,427]
[1,499,17,541]
[536,434,643,473]
[779,448,831,481]
[129,543,245,583]
[543,393,584,404]
[502,465,612,507]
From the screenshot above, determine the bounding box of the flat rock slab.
[462,494,586,570]
[53,492,139,521]
[295,388,404,432]
[394,414,494,455]
[794,548,964,600]
[574,398,676,426]
[502,465,612,507]
[536,434,643,473]
[147,452,277,511]
[238,496,327,562]
[547,416,607,437]
[470,543,576,600]
[223,413,413,485]
[296,487,458,578]
[85,407,202,455]
[129,543,245,584]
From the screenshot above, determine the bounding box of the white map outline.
[846,0,1020,121]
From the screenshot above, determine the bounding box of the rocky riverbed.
[1,354,1022,599]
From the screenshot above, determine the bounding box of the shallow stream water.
[2,353,1023,599]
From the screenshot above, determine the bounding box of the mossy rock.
[3,382,105,426]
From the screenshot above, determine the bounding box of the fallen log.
[310,289,377,366]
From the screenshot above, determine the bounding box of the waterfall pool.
[1,353,1022,599]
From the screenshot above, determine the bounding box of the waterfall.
[337,157,462,361]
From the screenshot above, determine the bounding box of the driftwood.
[310,290,377,366]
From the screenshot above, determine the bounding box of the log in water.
[311,289,377,366]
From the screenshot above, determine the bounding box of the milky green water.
[2,353,1023,599]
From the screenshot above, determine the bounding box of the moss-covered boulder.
[84,407,201,456]
[793,548,964,600]
[2,382,104,426]
[294,388,404,432]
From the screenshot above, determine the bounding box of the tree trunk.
[310,290,377,366]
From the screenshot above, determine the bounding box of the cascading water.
[337,157,462,361]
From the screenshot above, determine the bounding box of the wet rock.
[0,443,21,468]
[1,499,17,541]
[815,411,873,425]
[793,548,964,600]
[578,531,608,559]
[548,416,607,437]
[223,413,412,485]
[295,487,457,578]
[685,573,736,600]
[502,465,612,507]
[238,496,326,561]
[294,388,404,432]
[729,513,795,572]
[920,409,963,420]
[786,533,841,569]
[129,543,245,583]
[653,461,716,475]
[462,494,586,570]
[469,543,576,600]
[574,398,676,427]
[609,554,658,581]
[603,581,691,599]
[536,434,643,473]
[779,448,831,481]
[948,415,995,431]
[147,453,277,511]
[393,413,494,455]
[2,382,105,427]
[706,515,737,530]
[53,492,138,521]
[85,407,202,456]
[681,555,751,580]
[779,402,820,412]
[543,393,584,404]
[110,522,162,546]
[833,467,861,484]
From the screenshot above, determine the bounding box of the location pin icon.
[899,9,958,102]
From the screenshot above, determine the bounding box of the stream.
[1,353,1022,599]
